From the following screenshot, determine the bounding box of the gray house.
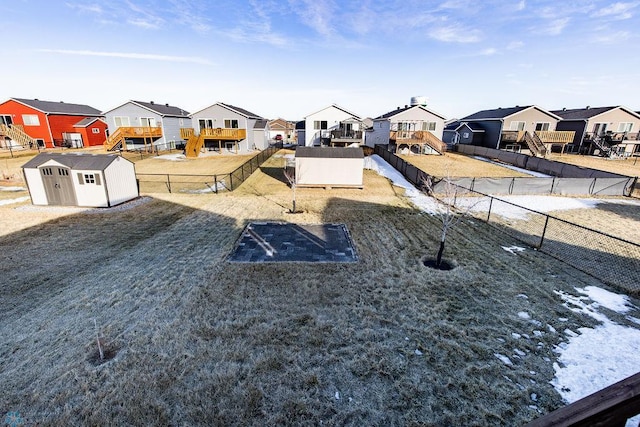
[183,102,267,157]
[103,100,191,152]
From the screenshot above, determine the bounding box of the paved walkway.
[229,222,358,263]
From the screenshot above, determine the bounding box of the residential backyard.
[1,150,639,425]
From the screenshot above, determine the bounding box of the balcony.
[180,127,247,141]
[117,126,163,138]
[585,131,640,143]
[501,130,575,144]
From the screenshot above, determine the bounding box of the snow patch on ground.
[153,153,186,161]
[502,245,526,254]
[0,196,30,206]
[551,286,640,405]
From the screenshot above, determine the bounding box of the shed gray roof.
[22,153,126,170]
[13,98,102,116]
[132,101,190,117]
[295,146,364,159]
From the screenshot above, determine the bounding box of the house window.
[140,117,156,127]
[535,122,550,131]
[22,114,40,126]
[199,119,214,129]
[462,132,470,138]
[114,116,130,127]
[224,119,239,128]
[510,121,526,131]
[422,122,437,131]
[618,123,633,132]
[92,128,100,134]
[313,120,328,130]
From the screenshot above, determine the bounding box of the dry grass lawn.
[399,152,530,178]
[2,151,638,425]
[547,153,640,178]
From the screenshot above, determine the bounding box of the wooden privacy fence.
[135,146,278,194]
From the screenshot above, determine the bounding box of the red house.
[0,98,107,149]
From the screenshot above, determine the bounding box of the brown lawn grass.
[2,151,639,425]
[399,152,530,178]
[547,153,640,178]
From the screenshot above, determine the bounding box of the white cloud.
[516,0,526,11]
[592,1,639,20]
[540,17,570,35]
[429,26,482,43]
[37,49,214,65]
[289,0,337,38]
[593,30,631,43]
[507,40,524,50]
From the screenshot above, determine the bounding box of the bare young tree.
[422,172,481,268]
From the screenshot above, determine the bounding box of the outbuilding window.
[78,173,101,185]
[92,128,100,134]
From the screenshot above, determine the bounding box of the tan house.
[267,118,296,143]
[552,106,640,157]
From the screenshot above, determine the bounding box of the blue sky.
[2,0,639,120]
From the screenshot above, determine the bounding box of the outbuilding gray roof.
[22,153,125,171]
[13,98,102,116]
[295,146,364,159]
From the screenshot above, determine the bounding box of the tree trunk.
[436,240,445,267]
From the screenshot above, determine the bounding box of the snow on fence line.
[373,145,640,295]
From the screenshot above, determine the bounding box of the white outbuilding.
[22,153,138,207]
[294,146,364,188]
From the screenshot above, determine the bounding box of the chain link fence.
[374,145,640,295]
[135,147,278,194]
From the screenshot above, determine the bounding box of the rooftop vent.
[586,106,590,109]
[150,101,155,104]
[165,103,169,107]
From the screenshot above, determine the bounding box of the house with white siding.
[182,102,267,157]
[367,98,447,154]
[103,100,191,152]
[297,104,364,147]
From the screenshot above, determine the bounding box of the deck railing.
[180,127,247,140]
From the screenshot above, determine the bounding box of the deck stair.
[592,136,612,157]
[104,128,125,151]
[418,131,447,155]
[522,131,547,157]
[0,124,36,148]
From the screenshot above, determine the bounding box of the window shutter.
[95,174,102,186]
[77,173,84,185]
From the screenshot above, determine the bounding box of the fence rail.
[135,146,278,194]
[373,145,640,295]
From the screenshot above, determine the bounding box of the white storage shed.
[295,147,364,188]
[22,153,138,207]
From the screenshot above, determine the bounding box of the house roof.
[12,98,102,116]
[304,104,361,120]
[375,104,447,121]
[22,153,126,170]
[103,100,190,117]
[73,117,106,128]
[295,146,364,159]
[254,119,268,129]
[456,122,485,132]
[219,103,263,119]
[550,106,640,120]
[460,105,562,121]
[132,101,190,117]
[295,121,305,130]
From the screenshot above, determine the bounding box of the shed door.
[40,166,77,206]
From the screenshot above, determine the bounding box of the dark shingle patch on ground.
[229,222,357,263]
